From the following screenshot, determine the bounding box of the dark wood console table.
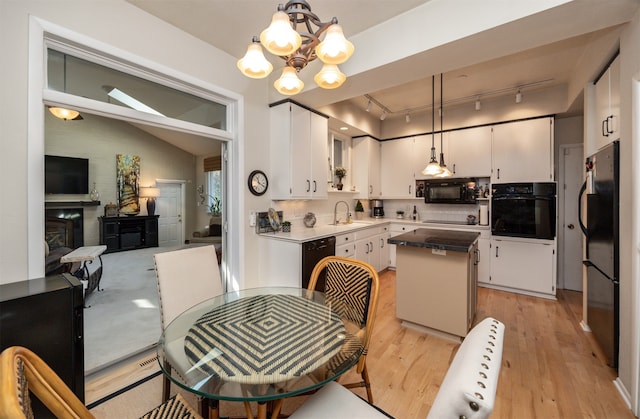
[98,215,159,253]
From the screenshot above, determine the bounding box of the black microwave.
[421,178,477,204]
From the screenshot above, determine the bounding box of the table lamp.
[139,187,160,216]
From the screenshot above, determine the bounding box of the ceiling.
[127,0,638,136]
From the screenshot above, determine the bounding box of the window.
[204,155,222,215]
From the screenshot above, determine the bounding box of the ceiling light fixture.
[366,100,372,112]
[422,75,442,176]
[405,112,410,123]
[237,0,354,96]
[475,99,481,111]
[437,73,452,178]
[48,53,83,121]
[380,111,387,121]
[515,89,523,103]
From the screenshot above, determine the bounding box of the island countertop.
[388,228,480,252]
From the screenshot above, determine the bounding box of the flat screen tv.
[45,155,89,195]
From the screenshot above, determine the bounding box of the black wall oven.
[491,182,556,239]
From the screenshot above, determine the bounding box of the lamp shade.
[237,41,273,79]
[139,187,160,198]
[422,159,442,176]
[316,24,354,65]
[260,11,302,56]
[48,106,81,121]
[314,64,346,89]
[274,67,304,95]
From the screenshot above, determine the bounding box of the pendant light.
[422,75,442,176]
[437,73,452,178]
[48,53,83,121]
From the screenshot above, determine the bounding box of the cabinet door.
[381,138,414,198]
[354,238,372,265]
[595,56,620,151]
[492,118,553,183]
[476,237,490,284]
[378,226,390,270]
[490,238,555,295]
[448,126,492,177]
[310,111,328,198]
[290,105,312,198]
[369,140,382,198]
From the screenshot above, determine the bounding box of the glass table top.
[157,287,365,402]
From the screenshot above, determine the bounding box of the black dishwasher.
[302,236,336,290]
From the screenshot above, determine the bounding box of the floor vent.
[139,355,158,368]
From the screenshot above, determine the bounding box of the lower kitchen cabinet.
[354,225,389,272]
[488,237,556,297]
[388,223,418,268]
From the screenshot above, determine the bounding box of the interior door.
[157,182,184,248]
[562,144,584,291]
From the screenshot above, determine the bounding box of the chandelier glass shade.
[238,0,354,95]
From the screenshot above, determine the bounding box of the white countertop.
[259,217,490,244]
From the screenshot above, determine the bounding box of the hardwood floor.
[89,270,634,418]
[335,270,633,418]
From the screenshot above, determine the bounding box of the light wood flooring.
[88,270,634,418]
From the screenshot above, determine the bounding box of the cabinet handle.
[380,237,385,248]
[602,119,608,137]
[408,185,412,195]
[497,168,500,179]
[313,180,317,192]
[369,185,373,194]
[370,241,374,253]
[495,246,499,258]
[607,115,615,134]
[365,242,370,253]
[475,248,480,265]
[306,179,310,192]
[453,163,456,174]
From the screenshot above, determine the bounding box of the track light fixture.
[405,112,410,123]
[515,90,523,103]
[475,99,481,111]
[237,0,354,95]
[366,100,372,112]
[380,111,387,121]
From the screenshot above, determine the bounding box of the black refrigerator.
[0,273,85,416]
[579,140,619,369]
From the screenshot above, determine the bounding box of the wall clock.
[248,170,268,196]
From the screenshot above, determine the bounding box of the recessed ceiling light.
[340,126,348,131]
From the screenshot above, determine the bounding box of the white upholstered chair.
[153,244,223,402]
[290,317,505,419]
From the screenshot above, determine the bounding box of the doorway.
[560,143,584,291]
[156,181,185,248]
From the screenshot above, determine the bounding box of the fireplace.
[45,208,84,249]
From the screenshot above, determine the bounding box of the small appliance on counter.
[371,199,384,218]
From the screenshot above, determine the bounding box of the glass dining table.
[157,287,366,419]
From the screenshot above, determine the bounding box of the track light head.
[515,90,523,103]
[380,111,387,121]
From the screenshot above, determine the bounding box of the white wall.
[0,0,271,287]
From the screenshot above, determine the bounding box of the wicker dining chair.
[154,245,223,403]
[306,255,380,404]
[0,345,202,419]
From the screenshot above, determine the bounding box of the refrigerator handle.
[578,180,588,236]
[583,260,619,284]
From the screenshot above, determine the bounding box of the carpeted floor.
[83,245,178,373]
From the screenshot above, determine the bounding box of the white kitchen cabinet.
[594,55,620,152]
[352,136,381,199]
[388,223,418,268]
[270,101,328,200]
[491,117,554,183]
[381,137,416,198]
[476,235,491,284]
[488,237,556,297]
[447,126,492,177]
[353,225,389,272]
[335,231,355,258]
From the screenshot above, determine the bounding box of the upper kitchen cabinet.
[446,126,492,178]
[352,136,381,199]
[381,137,417,198]
[270,101,328,200]
[594,54,620,153]
[491,117,554,183]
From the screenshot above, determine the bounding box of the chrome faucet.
[333,200,350,225]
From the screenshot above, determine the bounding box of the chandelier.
[237,0,354,95]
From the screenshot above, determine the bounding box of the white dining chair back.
[154,244,223,329]
[153,244,223,403]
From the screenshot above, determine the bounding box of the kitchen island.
[388,228,480,340]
